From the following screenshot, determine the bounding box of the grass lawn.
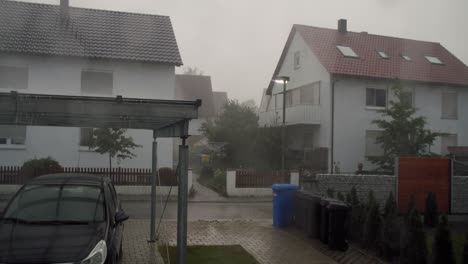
[158,245,259,264]
[427,231,466,264]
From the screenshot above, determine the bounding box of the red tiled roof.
[267,24,468,94]
[295,24,468,85]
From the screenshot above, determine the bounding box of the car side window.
[106,183,116,213]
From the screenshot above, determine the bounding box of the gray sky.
[22,0,468,103]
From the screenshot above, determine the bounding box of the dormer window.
[336,45,358,58]
[402,55,412,61]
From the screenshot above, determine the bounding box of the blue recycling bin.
[272,183,299,227]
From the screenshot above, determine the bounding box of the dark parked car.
[0,173,129,264]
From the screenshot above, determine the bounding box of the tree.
[241,99,258,112]
[401,196,428,264]
[433,215,455,264]
[400,209,428,264]
[380,192,400,259]
[89,128,141,170]
[463,233,468,264]
[349,186,365,242]
[337,192,345,201]
[21,157,62,178]
[201,100,258,168]
[369,81,442,172]
[362,190,381,249]
[424,192,439,227]
[183,66,204,75]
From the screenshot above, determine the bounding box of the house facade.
[259,19,468,173]
[0,0,183,168]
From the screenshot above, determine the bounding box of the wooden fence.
[0,166,177,186]
[235,169,290,188]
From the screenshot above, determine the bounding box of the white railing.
[258,104,320,126]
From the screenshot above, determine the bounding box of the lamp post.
[273,76,290,171]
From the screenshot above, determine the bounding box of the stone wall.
[314,174,396,206]
[452,176,468,214]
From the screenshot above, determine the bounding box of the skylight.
[336,45,358,58]
[425,56,443,64]
[377,51,389,59]
[402,55,412,61]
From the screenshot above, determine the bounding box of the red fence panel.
[398,157,450,214]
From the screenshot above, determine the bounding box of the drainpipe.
[330,76,336,174]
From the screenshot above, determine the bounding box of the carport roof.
[0,92,200,135]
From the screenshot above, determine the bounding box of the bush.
[362,191,381,249]
[400,202,428,264]
[326,188,335,198]
[433,215,455,264]
[200,165,214,180]
[348,186,365,242]
[424,192,439,228]
[463,233,468,264]
[380,192,400,259]
[337,192,345,202]
[21,157,62,178]
[407,194,418,214]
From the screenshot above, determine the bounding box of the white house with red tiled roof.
[0,0,182,168]
[259,19,468,173]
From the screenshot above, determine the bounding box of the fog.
[20,0,468,103]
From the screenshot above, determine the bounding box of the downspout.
[330,76,336,174]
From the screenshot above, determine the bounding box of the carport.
[0,91,199,264]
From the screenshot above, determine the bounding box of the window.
[425,56,443,65]
[300,82,320,105]
[441,92,457,119]
[80,128,94,147]
[81,70,113,94]
[294,51,301,69]
[285,90,293,106]
[400,91,414,106]
[366,88,387,107]
[365,131,384,157]
[0,66,29,89]
[0,125,26,146]
[336,45,359,58]
[377,51,389,59]
[441,134,457,156]
[402,55,412,61]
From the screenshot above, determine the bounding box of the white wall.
[0,53,176,168]
[333,78,468,172]
[266,32,331,153]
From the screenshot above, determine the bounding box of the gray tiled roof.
[0,0,183,65]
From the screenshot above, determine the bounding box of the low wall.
[315,174,396,206]
[452,176,468,214]
[226,170,299,197]
[0,170,192,198]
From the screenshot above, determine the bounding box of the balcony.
[259,104,321,126]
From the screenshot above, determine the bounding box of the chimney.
[60,0,69,21]
[338,19,347,33]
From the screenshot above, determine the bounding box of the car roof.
[28,173,110,186]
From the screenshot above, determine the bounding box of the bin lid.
[272,184,299,191]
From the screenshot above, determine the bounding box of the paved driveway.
[123,219,336,264]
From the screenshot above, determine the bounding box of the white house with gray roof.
[0,0,183,168]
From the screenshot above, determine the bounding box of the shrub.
[200,165,214,179]
[21,157,62,178]
[348,186,365,242]
[424,192,439,228]
[346,193,352,204]
[463,234,468,264]
[400,204,428,264]
[433,215,455,264]
[349,186,359,206]
[362,191,381,249]
[337,192,345,202]
[407,194,418,214]
[380,192,400,260]
[326,188,335,198]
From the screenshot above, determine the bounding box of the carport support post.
[149,131,158,242]
[177,137,189,264]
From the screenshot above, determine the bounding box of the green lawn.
[427,231,466,264]
[159,245,260,264]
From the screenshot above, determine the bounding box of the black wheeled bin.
[327,201,350,251]
[319,198,331,244]
[294,191,322,239]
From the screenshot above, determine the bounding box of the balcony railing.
[259,104,320,126]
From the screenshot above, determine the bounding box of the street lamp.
[272,76,290,171]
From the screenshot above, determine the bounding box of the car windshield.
[3,184,105,223]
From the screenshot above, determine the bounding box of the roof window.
[377,51,389,59]
[336,45,358,58]
[425,56,443,64]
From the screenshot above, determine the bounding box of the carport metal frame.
[0,91,200,264]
